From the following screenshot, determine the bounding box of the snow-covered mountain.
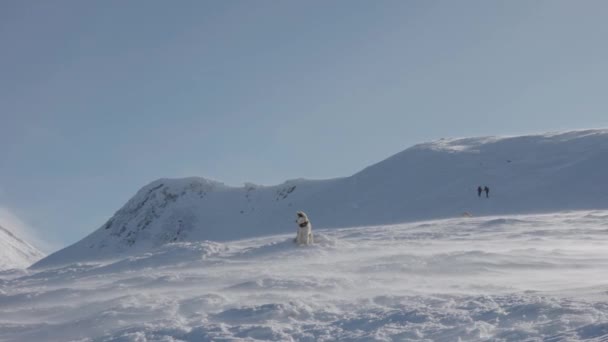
[34,129,608,268]
[0,224,44,270]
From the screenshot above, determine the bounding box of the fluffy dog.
[295,211,313,245]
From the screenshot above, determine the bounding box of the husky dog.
[295,211,313,245]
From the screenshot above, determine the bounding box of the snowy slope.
[0,224,44,270]
[34,129,608,268]
[4,211,608,341]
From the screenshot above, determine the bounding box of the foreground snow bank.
[3,211,608,341]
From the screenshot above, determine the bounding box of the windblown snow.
[0,224,43,270]
[35,129,608,268]
[2,211,608,341]
[7,129,608,341]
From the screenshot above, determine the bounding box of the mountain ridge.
[0,223,44,270]
[33,129,608,269]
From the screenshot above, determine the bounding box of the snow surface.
[0,224,43,270]
[34,129,608,268]
[2,211,608,341]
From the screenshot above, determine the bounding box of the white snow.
[34,129,608,268]
[0,224,43,270]
[6,129,608,340]
[2,211,608,341]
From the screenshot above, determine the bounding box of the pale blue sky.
[2,0,608,251]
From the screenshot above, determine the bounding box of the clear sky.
[2,0,608,251]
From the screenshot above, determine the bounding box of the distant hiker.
[295,211,313,245]
[484,186,490,198]
[477,186,482,197]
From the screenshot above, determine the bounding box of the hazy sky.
[2,0,608,250]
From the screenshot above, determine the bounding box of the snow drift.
[34,129,608,268]
[5,211,608,341]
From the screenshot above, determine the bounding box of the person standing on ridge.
[477,186,482,197]
[484,186,490,198]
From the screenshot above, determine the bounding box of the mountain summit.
[33,129,608,268]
